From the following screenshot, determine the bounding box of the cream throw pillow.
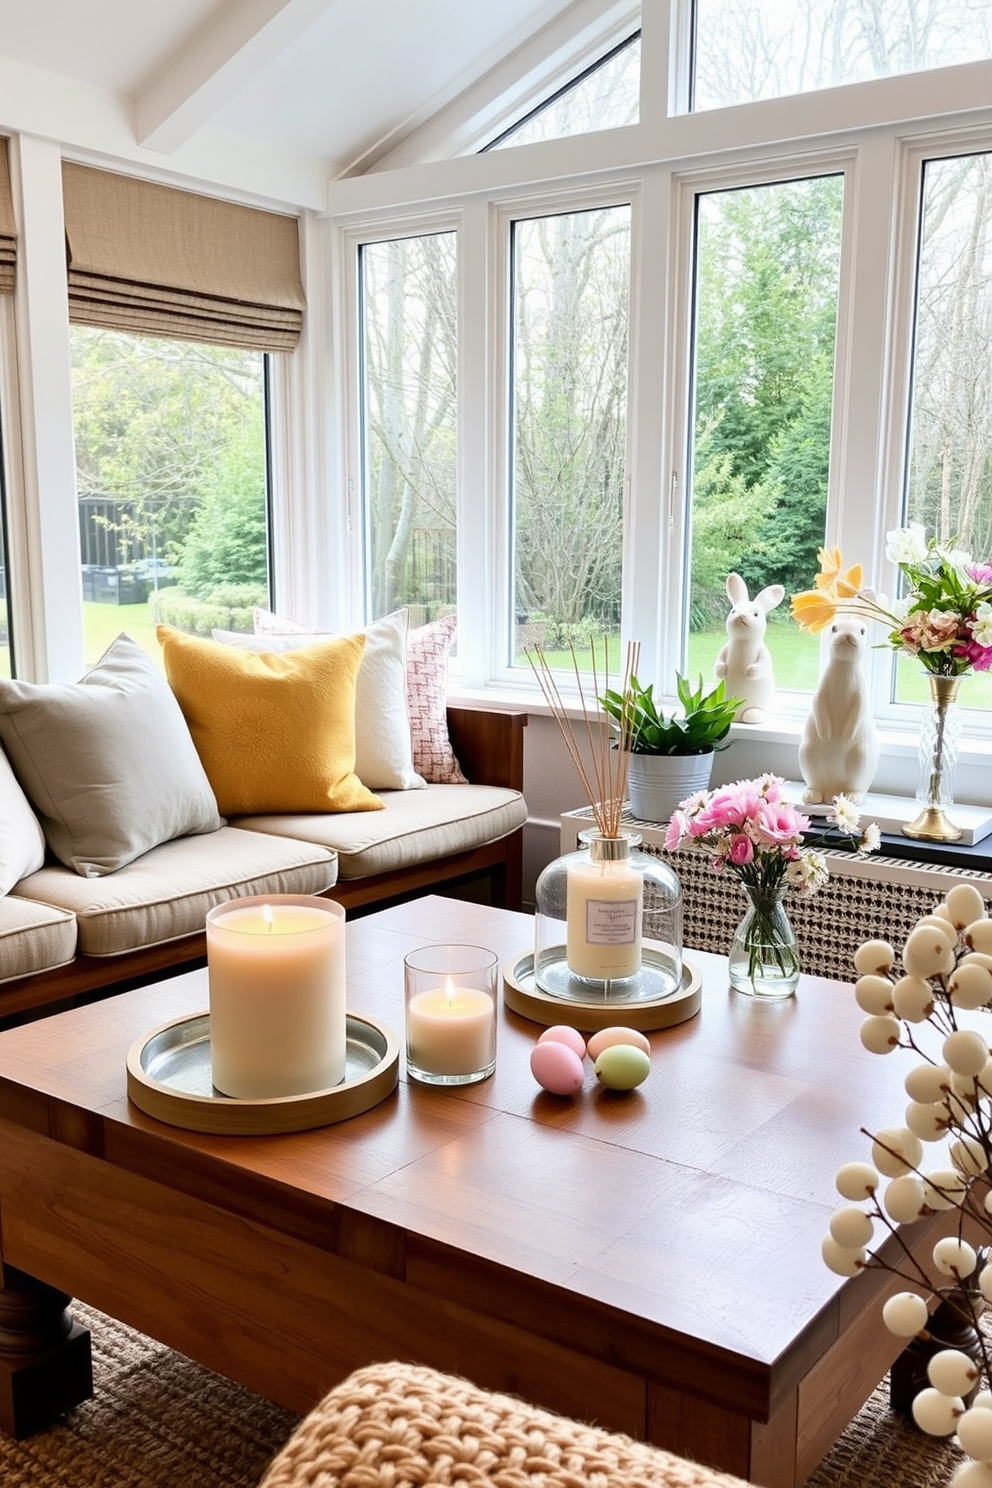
[158,626,384,817]
[0,745,46,893]
[0,634,223,878]
[213,610,424,791]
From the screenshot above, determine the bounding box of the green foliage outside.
[71,328,270,663]
[690,176,843,627]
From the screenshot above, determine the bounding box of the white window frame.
[323,26,992,795]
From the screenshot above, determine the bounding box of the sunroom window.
[686,175,844,691]
[509,203,631,672]
[897,149,992,712]
[71,328,271,666]
[358,232,458,628]
[486,33,640,151]
[693,1,992,112]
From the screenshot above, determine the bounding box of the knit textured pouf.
[258,1362,750,1488]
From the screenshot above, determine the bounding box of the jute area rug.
[0,1302,969,1488]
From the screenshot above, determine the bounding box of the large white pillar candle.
[566,847,643,981]
[206,895,346,1099]
[404,945,498,1085]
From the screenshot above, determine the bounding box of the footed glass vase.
[728,883,800,1000]
[903,674,963,843]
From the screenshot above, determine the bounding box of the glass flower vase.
[903,674,963,843]
[728,883,800,1000]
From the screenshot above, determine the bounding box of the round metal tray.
[502,952,702,1032]
[126,1010,399,1135]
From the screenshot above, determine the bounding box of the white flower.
[936,544,973,579]
[829,794,861,833]
[973,601,992,648]
[787,849,829,896]
[886,522,928,565]
[859,822,881,855]
[890,594,913,622]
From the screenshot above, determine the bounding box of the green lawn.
[518,620,992,710]
[84,600,162,668]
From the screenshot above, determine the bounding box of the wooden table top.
[0,894,916,1415]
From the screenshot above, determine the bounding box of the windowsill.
[448,681,992,769]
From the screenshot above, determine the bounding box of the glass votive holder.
[404,944,498,1086]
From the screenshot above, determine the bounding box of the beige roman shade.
[0,140,16,295]
[62,163,305,351]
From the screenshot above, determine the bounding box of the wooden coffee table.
[0,895,952,1486]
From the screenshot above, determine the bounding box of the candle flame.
[445,975,457,1007]
[262,903,274,933]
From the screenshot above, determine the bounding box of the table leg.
[0,1262,92,1438]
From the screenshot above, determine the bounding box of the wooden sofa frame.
[0,705,527,1022]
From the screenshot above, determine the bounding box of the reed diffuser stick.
[527,639,639,837]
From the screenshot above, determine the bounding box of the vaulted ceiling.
[0,0,635,204]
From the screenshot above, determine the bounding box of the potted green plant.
[600,672,742,823]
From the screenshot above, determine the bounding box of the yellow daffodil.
[814,547,844,589]
[834,563,863,598]
[791,588,838,633]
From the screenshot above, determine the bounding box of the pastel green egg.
[594,1044,650,1091]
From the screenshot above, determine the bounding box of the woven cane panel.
[560,808,992,985]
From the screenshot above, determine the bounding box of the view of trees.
[489,33,639,150]
[694,0,992,111]
[689,176,844,636]
[511,206,630,648]
[360,233,457,621]
[71,328,268,659]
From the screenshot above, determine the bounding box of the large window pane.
[898,151,992,709]
[511,205,630,670]
[694,1,992,112]
[72,329,270,667]
[488,35,640,151]
[687,176,844,691]
[359,233,458,628]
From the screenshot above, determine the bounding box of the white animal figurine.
[714,572,785,723]
[799,609,879,805]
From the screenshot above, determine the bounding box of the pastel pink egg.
[586,1026,651,1061]
[530,1040,585,1096]
[537,1025,587,1060]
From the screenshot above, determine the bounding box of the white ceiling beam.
[136,0,342,154]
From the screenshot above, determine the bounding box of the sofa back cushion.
[212,610,424,792]
[253,607,467,785]
[0,634,223,878]
[0,745,46,893]
[158,626,384,817]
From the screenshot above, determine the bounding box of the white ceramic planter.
[627,751,715,825]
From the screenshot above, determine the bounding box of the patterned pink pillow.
[406,615,467,784]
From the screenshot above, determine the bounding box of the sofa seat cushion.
[234,784,527,880]
[12,827,337,957]
[0,896,77,984]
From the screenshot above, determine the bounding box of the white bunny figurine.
[799,609,878,804]
[714,572,785,723]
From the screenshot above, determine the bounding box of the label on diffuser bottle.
[585,897,639,944]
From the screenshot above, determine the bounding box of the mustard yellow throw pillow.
[158,626,383,817]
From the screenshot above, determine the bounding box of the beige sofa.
[0,704,527,1022]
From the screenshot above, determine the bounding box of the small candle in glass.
[404,944,498,1086]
